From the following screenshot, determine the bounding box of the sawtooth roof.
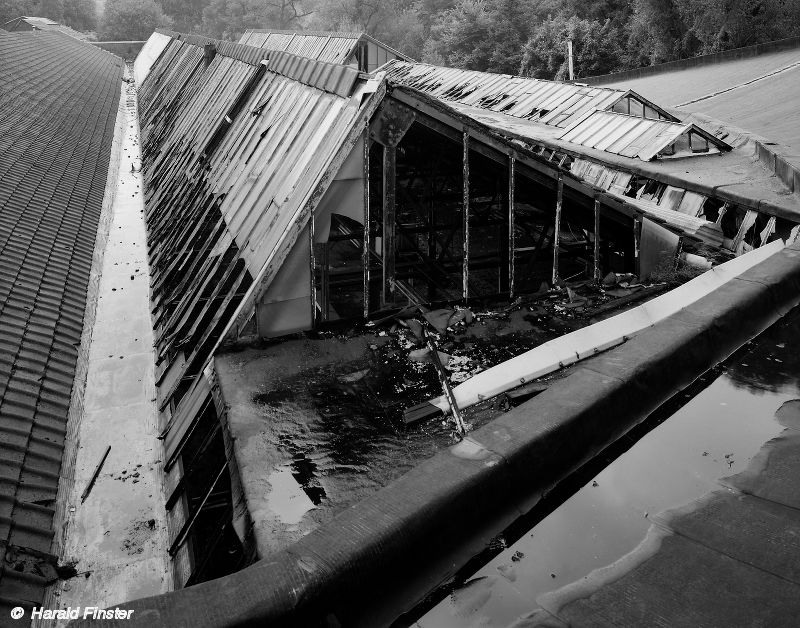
[0,30,122,610]
[138,31,380,414]
[239,28,411,65]
[382,59,677,129]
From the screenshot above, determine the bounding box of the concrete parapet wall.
[584,36,800,86]
[77,243,800,628]
[754,139,800,196]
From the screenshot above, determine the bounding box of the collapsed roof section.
[138,31,384,413]
[137,30,800,588]
[239,28,412,71]
[382,60,678,129]
[139,29,795,418]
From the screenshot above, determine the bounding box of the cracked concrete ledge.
[77,242,800,628]
[45,80,127,581]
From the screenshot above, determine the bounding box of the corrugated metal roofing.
[0,30,122,612]
[138,32,377,412]
[240,29,357,64]
[558,109,730,160]
[384,60,642,128]
[239,29,410,65]
[134,31,172,84]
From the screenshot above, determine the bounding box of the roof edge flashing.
[152,28,271,66]
[266,50,360,98]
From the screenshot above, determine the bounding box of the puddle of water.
[254,325,551,521]
[266,467,317,525]
[416,312,800,628]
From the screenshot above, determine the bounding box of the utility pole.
[567,40,575,81]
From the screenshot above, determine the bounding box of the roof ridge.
[265,49,360,97]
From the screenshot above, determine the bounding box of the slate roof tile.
[0,30,122,605]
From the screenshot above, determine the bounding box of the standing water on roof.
[410,307,800,628]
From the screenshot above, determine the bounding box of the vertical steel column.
[320,244,330,321]
[309,206,317,327]
[362,131,370,318]
[382,145,396,306]
[552,174,563,286]
[593,197,601,282]
[716,201,729,225]
[508,155,516,299]
[462,131,470,301]
[633,217,641,276]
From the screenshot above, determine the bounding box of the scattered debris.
[81,445,111,503]
[501,382,549,410]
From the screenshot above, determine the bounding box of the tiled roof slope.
[3,16,89,40]
[0,31,122,612]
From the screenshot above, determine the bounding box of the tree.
[674,0,800,54]
[62,0,96,31]
[423,0,494,69]
[161,0,207,31]
[0,0,33,25]
[200,0,311,40]
[101,0,171,40]
[520,14,625,79]
[304,0,423,57]
[626,0,691,67]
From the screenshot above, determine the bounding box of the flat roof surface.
[595,46,800,154]
[0,30,122,612]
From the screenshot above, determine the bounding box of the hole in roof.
[477,93,512,108]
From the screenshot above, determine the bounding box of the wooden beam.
[552,174,563,286]
[593,197,601,282]
[309,206,317,326]
[362,131,371,318]
[508,155,516,298]
[382,145,396,305]
[320,242,330,321]
[462,131,470,302]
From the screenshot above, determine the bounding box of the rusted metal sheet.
[134,32,173,84]
[139,35,378,412]
[267,50,359,97]
[570,158,632,195]
[240,29,411,67]
[384,60,641,128]
[639,217,681,279]
[558,109,730,160]
[240,30,358,64]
